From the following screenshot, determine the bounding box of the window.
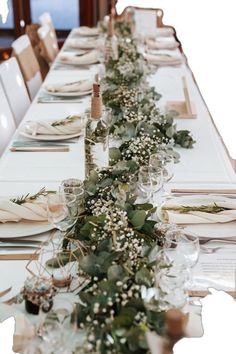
[0,0,13,29]
[31,0,80,30]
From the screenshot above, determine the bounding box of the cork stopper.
[165,309,188,340]
[91,83,102,119]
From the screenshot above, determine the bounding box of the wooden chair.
[39,12,59,52]
[11,34,42,100]
[0,80,16,156]
[37,24,59,64]
[0,57,30,127]
[26,23,49,80]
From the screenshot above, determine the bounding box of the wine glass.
[149,166,163,204]
[47,192,77,243]
[60,178,84,214]
[165,229,200,287]
[149,151,175,197]
[138,166,153,200]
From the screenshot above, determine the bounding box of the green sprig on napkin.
[162,203,230,214]
[51,115,81,127]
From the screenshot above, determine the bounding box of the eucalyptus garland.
[102,22,195,151]
[50,21,197,354]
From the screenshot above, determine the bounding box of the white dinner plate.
[42,87,92,97]
[0,221,53,239]
[58,58,98,66]
[73,27,99,37]
[19,131,82,141]
[157,195,236,238]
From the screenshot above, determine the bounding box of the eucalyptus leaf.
[130,210,147,230]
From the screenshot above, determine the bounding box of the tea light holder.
[22,276,56,315]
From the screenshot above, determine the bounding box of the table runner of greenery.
[52,21,195,354]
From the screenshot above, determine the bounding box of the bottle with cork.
[104,14,118,64]
[84,81,111,176]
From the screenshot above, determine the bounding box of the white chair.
[38,24,59,64]
[39,12,59,51]
[12,34,42,100]
[0,58,31,127]
[0,81,16,156]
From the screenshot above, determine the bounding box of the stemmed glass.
[47,192,78,244]
[149,166,163,204]
[149,151,175,197]
[138,165,163,205]
[165,228,200,287]
[138,166,153,201]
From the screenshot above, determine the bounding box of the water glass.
[47,192,77,233]
[165,229,200,268]
[138,166,152,199]
[149,166,163,192]
[60,178,84,214]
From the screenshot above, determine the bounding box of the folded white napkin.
[25,115,82,136]
[149,27,174,38]
[144,53,182,66]
[67,38,98,49]
[160,198,236,224]
[146,38,179,50]
[59,50,99,65]
[74,26,99,36]
[45,80,93,93]
[0,196,47,223]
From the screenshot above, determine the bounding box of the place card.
[191,252,236,292]
[134,9,157,37]
[167,77,197,119]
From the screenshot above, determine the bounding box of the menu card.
[192,251,236,291]
[134,9,157,37]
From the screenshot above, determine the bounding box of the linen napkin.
[0,195,47,223]
[144,53,183,66]
[148,27,174,38]
[45,79,93,93]
[160,198,236,224]
[24,115,83,136]
[67,38,98,49]
[74,26,99,36]
[59,50,99,65]
[146,38,179,50]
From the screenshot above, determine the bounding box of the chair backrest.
[39,12,59,51]
[11,34,42,100]
[0,57,30,127]
[38,24,58,64]
[26,23,50,80]
[0,81,16,156]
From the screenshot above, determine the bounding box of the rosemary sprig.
[162,203,230,214]
[51,115,80,127]
[10,187,49,205]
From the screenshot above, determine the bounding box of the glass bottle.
[104,15,118,64]
[85,83,111,176]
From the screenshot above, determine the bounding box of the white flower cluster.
[121,131,169,165]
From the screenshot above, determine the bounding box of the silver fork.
[200,245,234,254]
[199,238,236,245]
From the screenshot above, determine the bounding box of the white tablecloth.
[0,29,235,335]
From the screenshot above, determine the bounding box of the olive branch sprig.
[51,115,80,127]
[10,187,51,205]
[162,202,230,214]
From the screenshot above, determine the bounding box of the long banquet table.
[1,26,236,338]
